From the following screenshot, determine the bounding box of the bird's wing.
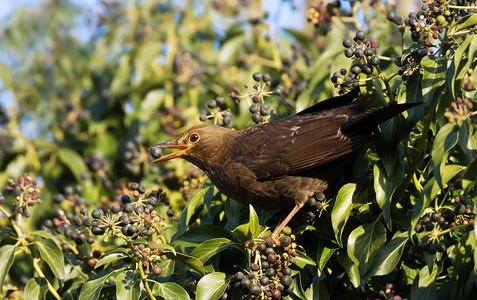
[232,115,371,181]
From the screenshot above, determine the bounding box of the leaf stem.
[437,221,474,236]
[138,261,155,300]
[32,258,61,300]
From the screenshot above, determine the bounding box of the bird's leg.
[245,200,306,249]
[268,200,306,244]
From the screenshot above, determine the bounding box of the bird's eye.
[189,133,200,143]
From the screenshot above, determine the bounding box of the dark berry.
[437,243,446,253]
[263,73,271,82]
[424,222,434,231]
[257,243,267,252]
[82,217,92,227]
[260,104,270,116]
[252,95,260,103]
[199,114,207,122]
[124,203,134,213]
[342,37,353,48]
[241,278,252,289]
[369,55,380,65]
[215,96,225,105]
[91,208,104,219]
[87,236,95,244]
[121,195,131,204]
[53,193,64,203]
[91,225,105,235]
[355,30,366,41]
[281,275,292,287]
[111,204,121,214]
[249,104,259,113]
[280,236,292,246]
[167,208,175,217]
[271,289,281,299]
[415,223,424,233]
[266,268,276,277]
[344,48,354,57]
[395,16,403,25]
[235,271,245,280]
[351,65,362,75]
[387,11,396,22]
[207,100,217,109]
[431,212,441,223]
[260,276,270,286]
[455,203,466,215]
[251,113,262,123]
[282,267,292,276]
[251,263,259,271]
[129,182,139,190]
[422,216,431,223]
[252,72,263,82]
[354,48,364,57]
[135,206,144,214]
[427,244,437,254]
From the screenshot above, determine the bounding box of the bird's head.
[150,124,236,170]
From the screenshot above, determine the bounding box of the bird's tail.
[343,102,422,133]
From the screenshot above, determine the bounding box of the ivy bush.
[0,0,476,299]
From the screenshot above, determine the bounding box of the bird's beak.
[149,142,189,163]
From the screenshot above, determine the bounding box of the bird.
[150,88,419,244]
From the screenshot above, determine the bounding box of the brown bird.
[150,88,418,244]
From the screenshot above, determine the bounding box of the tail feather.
[343,102,422,133]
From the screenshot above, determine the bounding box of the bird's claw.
[244,233,280,251]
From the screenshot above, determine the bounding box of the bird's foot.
[244,232,280,251]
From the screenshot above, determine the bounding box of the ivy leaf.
[331,183,356,247]
[0,245,16,293]
[24,277,48,300]
[316,244,338,275]
[365,232,408,277]
[115,270,141,300]
[411,265,438,300]
[36,238,65,280]
[152,281,191,300]
[78,271,115,300]
[190,238,240,264]
[95,248,130,269]
[163,251,205,275]
[432,123,459,188]
[185,186,213,226]
[347,222,386,276]
[196,272,228,300]
[232,205,267,244]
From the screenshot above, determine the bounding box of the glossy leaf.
[196,272,228,300]
[332,183,356,247]
[0,245,16,293]
[24,277,48,300]
[365,232,408,277]
[115,270,141,300]
[36,238,65,280]
[78,271,115,300]
[190,238,239,264]
[347,222,386,275]
[163,251,205,275]
[152,281,191,300]
[95,248,130,269]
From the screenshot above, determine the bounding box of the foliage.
[0,0,476,299]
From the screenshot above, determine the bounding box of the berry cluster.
[464,68,475,92]
[376,283,405,300]
[179,168,206,201]
[56,99,92,136]
[199,96,232,126]
[443,96,476,123]
[4,173,41,217]
[132,241,167,276]
[158,106,188,137]
[0,105,8,125]
[123,136,149,175]
[90,182,168,239]
[306,0,341,35]
[336,31,380,93]
[394,48,430,81]
[226,229,297,299]
[84,153,113,188]
[229,72,280,124]
[414,198,474,255]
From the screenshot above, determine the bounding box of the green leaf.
[293,249,316,268]
[420,55,447,107]
[337,251,360,288]
[24,277,48,300]
[304,280,330,300]
[36,238,65,280]
[365,232,408,277]
[196,272,228,300]
[78,271,115,300]
[452,13,477,32]
[316,244,337,275]
[115,270,141,300]
[57,148,90,183]
[152,281,191,300]
[430,164,465,200]
[185,186,213,226]
[218,34,247,65]
[432,123,459,187]
[163,251,205,275]
[347,222,386,275]
[447,35,473,98]
[0,61,12,88]
[373,163,393,228]
[463,156,477,192]
[95,248,129,269]
[190,238,239,264]
[331,183,356,247]
[0,245,16,293]
[232,205,267,244]
[411,265,438,300]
